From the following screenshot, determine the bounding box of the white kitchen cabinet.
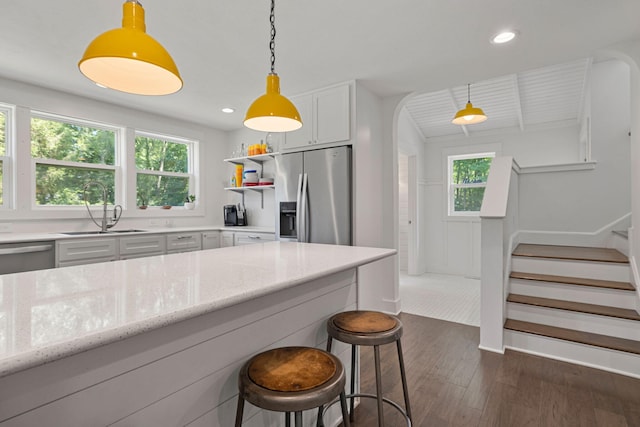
[283,83,351,151]
[56,238,117,268]
[119,234,166,260]
[202,232,220,249]
[166,232,202,253]
[234,231,275,246]
[220,232,234,248]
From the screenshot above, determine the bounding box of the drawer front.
[166,233,202,252]
[234,232,275,246]
[202,232,220,250]
[57,238,117,264]
[119,235,166,256]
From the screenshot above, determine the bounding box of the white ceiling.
[404,57,592,139]
[1,1,639,132]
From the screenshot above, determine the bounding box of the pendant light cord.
[467,84,471,103]
[269,0,276,74]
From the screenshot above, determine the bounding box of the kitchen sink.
[60,229,146,235]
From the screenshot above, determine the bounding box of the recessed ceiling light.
[222,107,235,113]
[491,30,518,44]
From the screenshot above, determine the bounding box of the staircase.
[504,243,640,377]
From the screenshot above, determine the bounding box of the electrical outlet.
[0,223,13,233]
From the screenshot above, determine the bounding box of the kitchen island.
[0,241,395,426]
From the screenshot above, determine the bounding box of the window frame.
[447,152,495,217]
[134,130,197,208]
[29,111,123,210]
[0,104,13,210]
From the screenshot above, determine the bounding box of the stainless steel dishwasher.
[0,241,56,274]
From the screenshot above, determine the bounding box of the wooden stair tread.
[507,293,640,321]
[512,244,629,264]
[504,319,640,355]
[510,271,635,291]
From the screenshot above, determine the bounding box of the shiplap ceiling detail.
[404,58,592,139]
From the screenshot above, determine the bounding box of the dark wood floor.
[345,313,640,426]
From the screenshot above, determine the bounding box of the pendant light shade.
[245,74,302,132]
[78,0,182,96]
[244,0,302,132]
[452,84,487,125]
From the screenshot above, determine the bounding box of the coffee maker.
[224,204,246,226]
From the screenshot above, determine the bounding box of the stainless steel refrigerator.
[275,146,351,245]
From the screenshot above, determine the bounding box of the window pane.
[454,187,486,212]
[452,157,492,184]
[137,174,189,206]
[135,136,188,173]
[31,117,115,165]
[35,164,114,205]
[0,111,5,156]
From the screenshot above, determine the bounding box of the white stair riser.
[504,330,640,378]
[507,303,640,341]
[510,279,637,309]
[511,257,630,282]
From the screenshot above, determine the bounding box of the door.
[303,146,351,245]
[275,152,303,240]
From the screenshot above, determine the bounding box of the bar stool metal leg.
[285,412,291,427]
[349,344,357,421]
[397,339,412,422]
[234,397,244,427]
[294,411,303,426]
[373,345,385,427]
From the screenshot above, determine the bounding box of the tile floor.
[399,271,480,326]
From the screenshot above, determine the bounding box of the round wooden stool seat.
[318,311,412,427]
[235,346,351,426]
[249,347,337,392]
[328,310,404,346]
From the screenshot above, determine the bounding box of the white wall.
[0,77,227,233]
[519,60,631,232]
[397,107,428,274]
[398,153,408,271]
[410,58,630,276]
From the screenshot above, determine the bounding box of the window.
[135,132,194,207]
[448,152,494,216]
[30,113,119,206]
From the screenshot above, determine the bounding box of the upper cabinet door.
[315,84,350,145]
[283,83,351,151]
[283,94,313,150]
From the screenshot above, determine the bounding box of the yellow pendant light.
[78,0,182,96]
[244,0,302,132]
[452,84,487,125]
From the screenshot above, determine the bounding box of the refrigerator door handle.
[296,173,303,242]
[300,173,309,243]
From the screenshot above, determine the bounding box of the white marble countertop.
[0,242,395,377]
[0,226,275,244]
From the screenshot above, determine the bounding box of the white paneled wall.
[398,154,409,271]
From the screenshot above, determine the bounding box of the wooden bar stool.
[317,310,412,427]
[234,346,351,427]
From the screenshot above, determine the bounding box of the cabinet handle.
[176,235,192,240]
[248,235,261,239]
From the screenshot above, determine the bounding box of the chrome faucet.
[83,181,122,232]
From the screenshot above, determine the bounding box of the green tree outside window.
[30,116,116,206]
[135,135,191,206]
[449,154,494,214]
